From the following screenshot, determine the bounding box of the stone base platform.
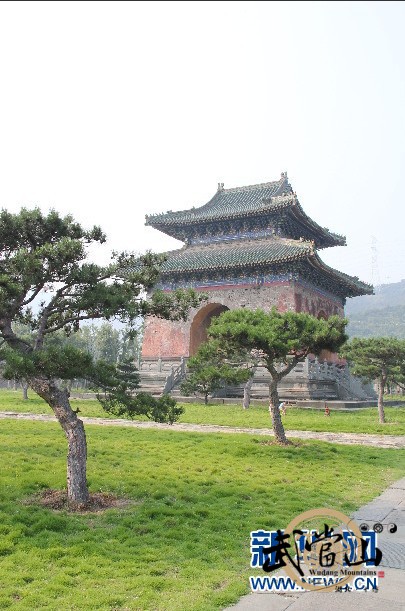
[138,356,377,402]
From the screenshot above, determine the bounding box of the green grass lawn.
[2,390,405,436]
[0,417,404,610]
[178,403,405,435]
[0,389,119,419]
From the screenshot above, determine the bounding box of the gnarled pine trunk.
[243,377,254,409]
[378,373,386,424]
[243,369,256,409]
[22,380,29,400]
[269,379,288,445]
[28,378,90,508]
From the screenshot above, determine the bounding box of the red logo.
[377,571,385,578]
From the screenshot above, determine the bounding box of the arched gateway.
[189,303,229,356]
[140,174,373,400]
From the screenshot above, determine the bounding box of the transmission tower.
[371,236,381,293]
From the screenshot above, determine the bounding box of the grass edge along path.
[0,418,405,609]
[1,390,405,436]
[0,411,404,449]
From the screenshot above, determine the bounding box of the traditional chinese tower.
[141,173,373,400]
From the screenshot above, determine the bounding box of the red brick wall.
[142,281,344,359]
[142,284,297,358]
[293,281,344,363]
[142,317,190,358]
[293,281,344,318]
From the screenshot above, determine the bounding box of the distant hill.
[345,280,405,338]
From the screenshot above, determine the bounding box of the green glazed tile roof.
[145,174,345,247]
[160,237,315,273]
[155,237,372,297]
[146,177,287,225]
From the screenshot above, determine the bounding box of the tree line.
[10,321,144,392]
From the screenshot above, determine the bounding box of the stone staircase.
[138,358,186,396]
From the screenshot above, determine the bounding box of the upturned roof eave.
[285,199,346,248]
[309,253,374,296]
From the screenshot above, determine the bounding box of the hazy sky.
[1,1,404,287]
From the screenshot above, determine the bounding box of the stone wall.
[142,317,190,358]
[142,279,343,359]
[293,281,344,318]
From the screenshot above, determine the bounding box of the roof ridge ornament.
[217,182,224,192]
[281,171,288,180]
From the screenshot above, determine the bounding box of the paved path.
[0,411,404,449]
[226,477,405,611]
